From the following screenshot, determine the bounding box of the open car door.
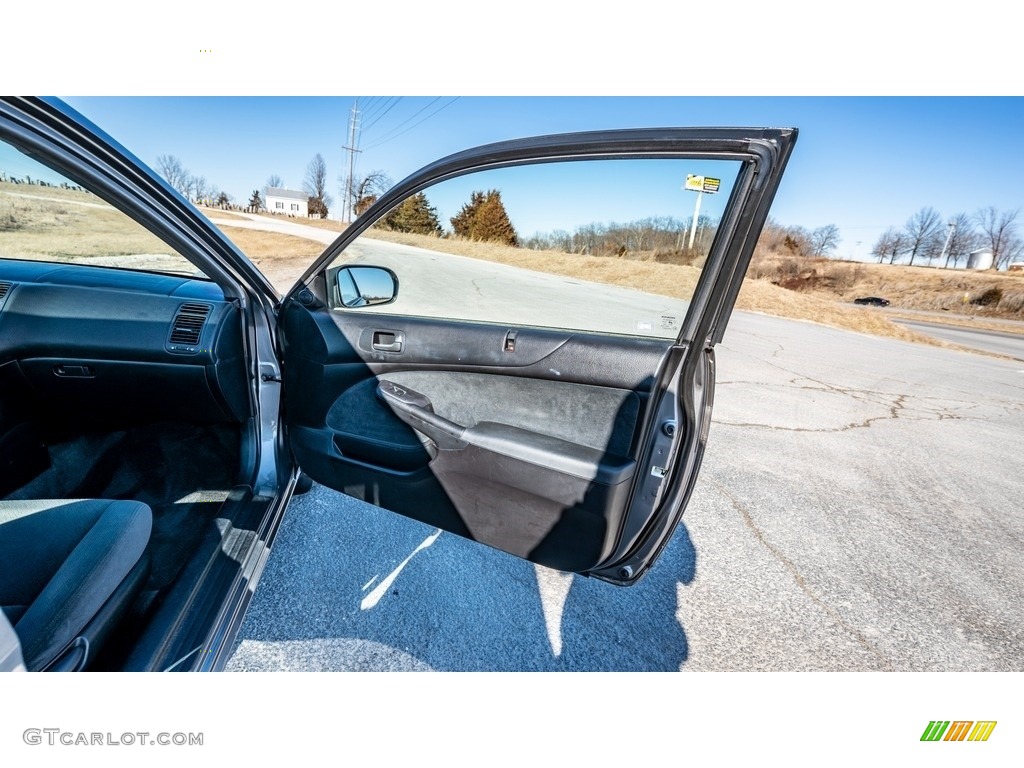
[280,128,796,584]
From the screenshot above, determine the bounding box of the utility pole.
[342,99,362,224]
[940,221,956,268]
[687,191,703,250]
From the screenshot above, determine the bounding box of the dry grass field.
[197,207,251,222]
[748,250,1024,320]
[249,212,347,233]
[213,226,324,290]
[0,182,198,275]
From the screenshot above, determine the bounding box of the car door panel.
[282,301,671,571]
[341,371,641,451]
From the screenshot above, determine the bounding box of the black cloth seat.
[0,499,151,671]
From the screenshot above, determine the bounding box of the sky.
[386,156,743,237]
[8,2,1020,264]
[61,96,1024,262]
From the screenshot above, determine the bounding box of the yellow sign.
[685,174,720,194]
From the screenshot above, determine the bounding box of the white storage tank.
[967,248,994,270]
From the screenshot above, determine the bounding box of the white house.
[265,187,308,217]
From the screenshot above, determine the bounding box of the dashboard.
[0,260,250,430]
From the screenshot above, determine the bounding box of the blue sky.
[407,158,742,237]
[62,97,1024,261]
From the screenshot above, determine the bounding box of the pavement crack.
[709,479,894,670]
[889,393,906,420]
[729,333,787,360]
[716,381,951,433]
[715,409,900,434]
[715,421,858,433]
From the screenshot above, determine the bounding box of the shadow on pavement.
[228,484,696,671]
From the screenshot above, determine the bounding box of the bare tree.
[871,227,906,264]
[974,206,1020,268]
[303,154,332,218]
[810,224,841,258]
[265,174,283,192]
[904,207,943,265]
[155,154,190,196]
[189,175,210,203]
[347,170,393,217]
[626,218,651,252]
[1003,234,1024,268]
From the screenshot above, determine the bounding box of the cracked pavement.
[228,310,1024,671]
[687,312,1023,670]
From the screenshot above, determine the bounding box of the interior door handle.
[371,330,404,353]
[376,380,466,450]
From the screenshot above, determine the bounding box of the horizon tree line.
[871,206,1021,269]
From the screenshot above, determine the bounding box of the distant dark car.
[854,296,890,306]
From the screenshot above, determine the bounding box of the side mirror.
[332,265,398,308]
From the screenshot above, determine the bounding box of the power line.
[359,97,385,121]
[362,97,403,133]
[363,97,441,146]
[362,97,457,150]
[359,97,393,126]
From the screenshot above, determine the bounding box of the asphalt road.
[342,237,688,337]
[209,213,689,338]
[207,212,340,246]
[227,310,1024,671]
[893,318,1024,361]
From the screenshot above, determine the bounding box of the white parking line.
[533,564,574,657]
[360,529,442,610]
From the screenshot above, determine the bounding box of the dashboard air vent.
[0,282,11,300]
[168,302,212,350]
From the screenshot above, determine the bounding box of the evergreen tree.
[382,193,442,235]
[451,191,485,238]
[450,189,517,246]
[474,190,518,246]
[247,189,264,212]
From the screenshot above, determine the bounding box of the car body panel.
[0,97,796,668]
